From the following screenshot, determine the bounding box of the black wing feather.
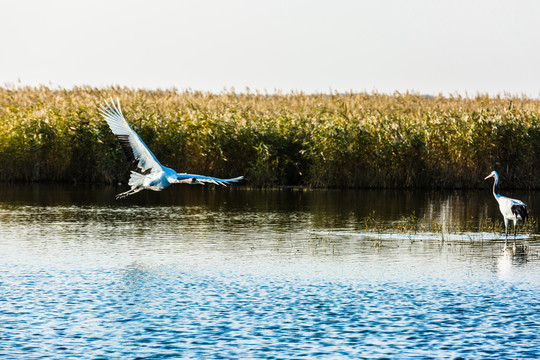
[511,204,528,222]
[115,134,135,162]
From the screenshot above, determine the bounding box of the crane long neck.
[492,175,499,198]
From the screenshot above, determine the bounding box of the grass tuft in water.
[360,211,538,237]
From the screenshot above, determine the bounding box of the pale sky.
[1,0,540,96]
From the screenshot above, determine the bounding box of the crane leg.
[115,187,143,199]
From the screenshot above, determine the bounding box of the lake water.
[1,184,540,359]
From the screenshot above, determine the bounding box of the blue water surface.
[1,186,540,359]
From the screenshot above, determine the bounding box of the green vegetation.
[361,211,537,236]
[1,86,540,188]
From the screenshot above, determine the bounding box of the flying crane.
[99,99,243,199]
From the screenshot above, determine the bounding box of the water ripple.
[2,188,540,358]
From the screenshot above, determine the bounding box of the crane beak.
[484,174,492,180]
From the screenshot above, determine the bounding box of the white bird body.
[495,195,525,222]
[99,99,243,199]
[485,170,528,238]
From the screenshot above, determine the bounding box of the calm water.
[1,184,540,359]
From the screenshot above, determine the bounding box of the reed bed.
[1,86,540,188]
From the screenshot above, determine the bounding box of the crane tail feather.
[511,204,528,222]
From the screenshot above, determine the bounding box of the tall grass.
[1,86,540,188]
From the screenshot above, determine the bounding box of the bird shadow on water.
[496,241,533,279]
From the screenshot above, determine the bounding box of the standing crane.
[99,99,243,199]
[484,170,528,239]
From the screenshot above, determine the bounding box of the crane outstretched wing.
[99,99,163,174]
[176,173,244,186]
